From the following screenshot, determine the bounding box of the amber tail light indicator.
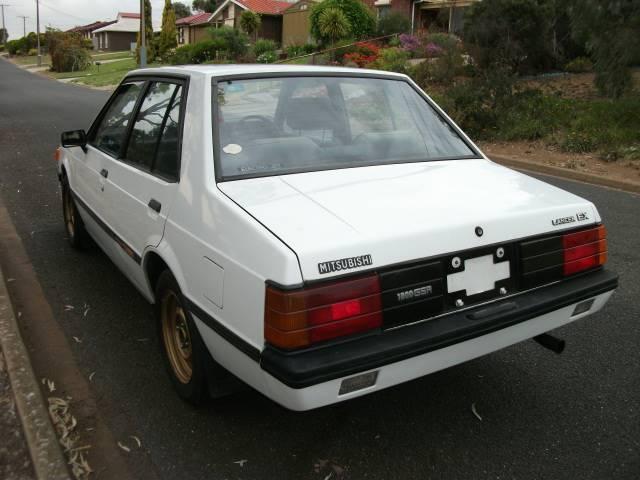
[265,275,382,350]
[562,225,607,276]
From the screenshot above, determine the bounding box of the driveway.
[0,58,638,479]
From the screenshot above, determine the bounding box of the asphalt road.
[1,59,639,480]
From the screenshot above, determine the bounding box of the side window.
[125,82,179,169]
[92,82,144,157]
[154,86,183,179]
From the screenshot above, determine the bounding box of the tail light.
[54,147,61,162]
[265,274,382,350]
[562,225,607,276]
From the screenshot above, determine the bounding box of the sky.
[1,1,176,41]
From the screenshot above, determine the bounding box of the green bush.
[52,45,91,72]
[46,30,91,72]
[257,51,277,63]
[376,12,410,36]
[6,39,20,55]
[253,39,277,57]
[170,38,228,64]
[208,26,249,59]
[565,57,593,73]
[369,47,410,74]
[310,0,375,45]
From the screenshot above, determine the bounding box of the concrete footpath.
[0,266,70,479]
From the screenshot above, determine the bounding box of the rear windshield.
[215,76,477,180]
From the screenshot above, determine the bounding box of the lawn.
[12,54,51,65]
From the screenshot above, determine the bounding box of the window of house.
[125,82,179,171]
[92,82,145,157]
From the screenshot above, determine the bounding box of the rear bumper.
[260,269,617,409]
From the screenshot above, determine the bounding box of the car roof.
[125,64,408,80]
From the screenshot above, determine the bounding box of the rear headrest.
[283,97,340,131]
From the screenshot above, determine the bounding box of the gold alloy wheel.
[63,188,75,238]
[161,291,193,384]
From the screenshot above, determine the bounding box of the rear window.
[214,76,477,180]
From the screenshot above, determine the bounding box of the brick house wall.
[361,0,413,19]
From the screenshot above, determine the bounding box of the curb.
[490,154,640,195]
[0,269,71,479]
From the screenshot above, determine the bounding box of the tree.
[376,11,410,36]
[317,8,350,57]
[192,0,217,12]
[570,0,640,98]
[137,0,156,63]
[159,0,178,57]
[173,2,192,19]
[239,11,261,42]
[464,0,553,74]
[310,0,375,45]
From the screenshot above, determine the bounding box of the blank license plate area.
[446,254,510,297]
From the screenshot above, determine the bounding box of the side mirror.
[61,130,87,152]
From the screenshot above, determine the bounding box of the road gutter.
[0,262,70,479]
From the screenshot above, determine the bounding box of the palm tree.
[240,11,261,43]
[317,7,350,59]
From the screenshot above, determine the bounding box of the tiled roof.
[176,12,212,25]
[236,0,293,15]
[118,12,141,19]
[67,21,115,33]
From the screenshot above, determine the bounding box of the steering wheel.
[238,115,280,140]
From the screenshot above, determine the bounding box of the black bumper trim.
[186,298,261,362]
[260,269,618,389]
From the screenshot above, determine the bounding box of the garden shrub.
[369,47,410,74]
[565,57,593,73]
[253,39,277,57]
[170,38,228,64]
[52,45,91,72]
[286,43,315,57]
[208,26,249,60]
[46,30,91,72]
[257,51,277,63]
[343,42,379,67]
[399,34,421,56]
[310,0,375,44]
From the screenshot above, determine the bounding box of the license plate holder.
[445,244,516,308]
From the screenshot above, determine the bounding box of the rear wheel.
[156,270,208,405]
[61,175,89,249]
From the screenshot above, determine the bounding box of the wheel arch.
[142,243,188,304]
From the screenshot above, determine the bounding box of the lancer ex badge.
[318,255,373,274]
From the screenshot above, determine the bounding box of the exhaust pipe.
[533,333,565,354]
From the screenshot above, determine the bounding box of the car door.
[100,78,186,290]
[73,81,146,251]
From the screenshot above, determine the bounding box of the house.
[282,0,317,46]
[176,12,213,45]
[92,12,141,52]
[361,0,480,35]
[209,0,295,43]
[67,20,116,43]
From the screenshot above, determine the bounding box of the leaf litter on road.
[471,403,483,421]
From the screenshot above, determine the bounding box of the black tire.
[61,175,89,249]
[155,270,208,405]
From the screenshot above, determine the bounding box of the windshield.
[215,76,477,180]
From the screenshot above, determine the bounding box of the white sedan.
[56,65,617,411]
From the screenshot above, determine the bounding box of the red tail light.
[54,147,61,162]
[562,225,607,276]
[265,275,382,350]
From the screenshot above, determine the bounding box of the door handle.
[100,169,108,178]
[148,199,162,213]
